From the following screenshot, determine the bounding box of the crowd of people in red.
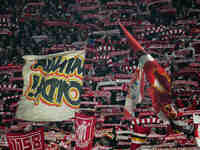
[0,0,200,149]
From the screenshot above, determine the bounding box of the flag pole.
[119,23,145,52]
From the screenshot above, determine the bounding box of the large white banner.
[16,50,85,121]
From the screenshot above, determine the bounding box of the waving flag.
[16,50,85,121]
[124,67,145,118]
[120,23,177,122]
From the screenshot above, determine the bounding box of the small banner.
[16,50,85,121]
[75,112,96,150]
[6,128,45,150]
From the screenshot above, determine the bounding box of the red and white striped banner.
[132,117,162,125]
[75,113,96,150]
[6,128,45,150]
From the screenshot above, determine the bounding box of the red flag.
[6,128,45,150]
[119,23,177,122]
[75,112,96,150]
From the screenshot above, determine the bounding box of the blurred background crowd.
[0,0,199,65]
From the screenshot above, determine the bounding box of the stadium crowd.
[0,0,200,149]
